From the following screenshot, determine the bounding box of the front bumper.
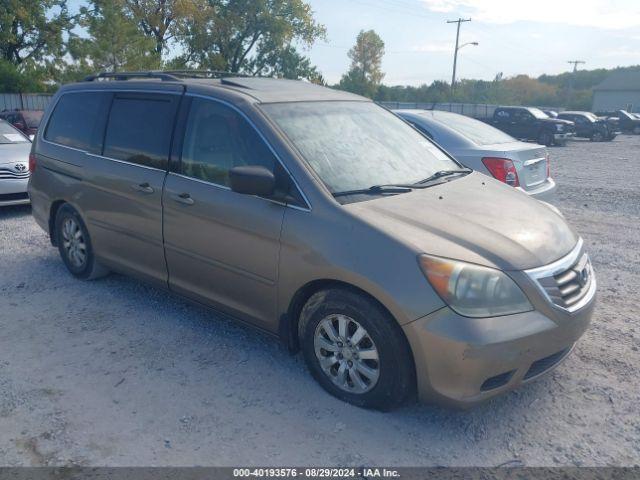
[553,132,574,144]
[0,178,30,206]
[403,243,596,408]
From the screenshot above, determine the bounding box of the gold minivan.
[29,72,596,410]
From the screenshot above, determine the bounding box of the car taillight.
[481,157,519,187]
[29,152,36,172]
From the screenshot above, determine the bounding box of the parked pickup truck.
[557,111,617,141]
[489,106,574,146]
[595,110,640,134]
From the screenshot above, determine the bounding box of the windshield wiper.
[332,184,413,198]
[414,169,471,185]
[332,169,472,198]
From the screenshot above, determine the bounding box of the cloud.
[605,46,640,57]
[420,0,640,29]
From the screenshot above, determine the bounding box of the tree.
[0,59,51,91]
[174,0,326,74]
[123,0,204,57]
[69,0,159,73]
[339,30,385,98]
[0,0,72,66]
[251,44,324,83]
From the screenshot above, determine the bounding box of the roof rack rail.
[84,71,183,82]
[162,70,251,79]
[84,70,251,82]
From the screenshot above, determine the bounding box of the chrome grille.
[0,166,30,180]
[525,238,596,313]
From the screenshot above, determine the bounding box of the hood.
[0,141,31,165]
[345,172,577,271]
[541,118,574,126]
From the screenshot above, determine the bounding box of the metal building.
[592,71,640,113]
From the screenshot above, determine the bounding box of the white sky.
[305,0,640,85]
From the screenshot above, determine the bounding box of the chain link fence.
[378,101,563,119]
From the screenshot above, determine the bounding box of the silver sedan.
[395,109,556,202]
[0,120,31,206]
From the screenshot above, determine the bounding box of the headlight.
[418,255,533,318]
[556,124,563,132]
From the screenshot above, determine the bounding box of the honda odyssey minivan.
[29,72,596,410]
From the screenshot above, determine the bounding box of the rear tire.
[298,288,414,411]
[55,204,109,280]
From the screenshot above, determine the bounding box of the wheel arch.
[280,279,413,356]
[48,199,67,246]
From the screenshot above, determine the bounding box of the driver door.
[512,110,533,139]
[162,96,287,330]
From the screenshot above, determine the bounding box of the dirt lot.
[0,135,638,467]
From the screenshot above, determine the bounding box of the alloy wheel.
[314,314,380,394]
[61,218,87,268]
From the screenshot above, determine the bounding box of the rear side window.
[45,92,110,152]
[103,94,179,169]
[409,121,433,139]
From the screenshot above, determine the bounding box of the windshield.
[583,112,598,121]
[0,122,28,144]
[23,111,43,128]
[262,101,460,194]
[431,111,516,145]
[528,108,549,119]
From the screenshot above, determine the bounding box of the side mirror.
[229,165,275,197]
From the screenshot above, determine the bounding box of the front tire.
[55,204,109,280]
[538,131,553,146]
[591,131,604,142]
[299,288,414,410]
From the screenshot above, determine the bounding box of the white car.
[0,119,31,206]
[394,109,557,202]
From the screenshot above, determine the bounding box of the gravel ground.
[0,135,638,467]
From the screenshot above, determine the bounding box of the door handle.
[172,192,195,205]
[131,182,154,194]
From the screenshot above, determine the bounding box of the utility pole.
[567,60,586,73]
[567,60,586,105]
[447,17,471,96]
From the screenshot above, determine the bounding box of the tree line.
[0,2,636,111]
[334,30,640,111]
[0,0,327,91]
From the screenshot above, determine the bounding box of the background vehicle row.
[395,109,556,201]
[0,119,31,206]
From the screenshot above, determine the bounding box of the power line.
[344,0,436,20]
